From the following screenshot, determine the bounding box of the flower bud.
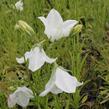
[73,24,83,34]
[15,20,35,36]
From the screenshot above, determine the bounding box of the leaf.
[100,98,109,104]
[81,95,88,103]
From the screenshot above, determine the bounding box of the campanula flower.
[40,66,83,96]
[38,9,78,42]
[8,86,34,108]
[16,46,56,72]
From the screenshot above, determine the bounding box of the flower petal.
[44,9,63,41]
[8,94,16,108]
[38,17,47,27]
[24,51,31,60]
[8,87,33,108]
[40,84,62,96]
[63,20,78,37]
[16,86,34,98]
[16,57,24,64]
[28,47,45,72]
[15,87,33,107]
[39,88,51,97]
[46,9,63,28]
[41,49,57,63]
[50,85,63,94]
[16,51,30,64]
[76,81,83,87]
[40,68,56,96]
[15,92,30,107]
[55,67,82,93]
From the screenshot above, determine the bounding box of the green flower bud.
[73,24,83,34]
[15,20,35,36]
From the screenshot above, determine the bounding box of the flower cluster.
[8,0,83,108]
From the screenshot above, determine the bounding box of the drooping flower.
[15,20,35,36]
[15,0,23,11]
[8,86,34,108]
[16,46,56,72]
[40,66,83,96]
[38,9,78,42]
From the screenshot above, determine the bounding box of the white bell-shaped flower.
[16,46,56,72]
[40,66,83,96]
[38,9,78,42]
[8,86,34,108]
[15,0,23,11]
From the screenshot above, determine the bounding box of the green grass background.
[0,0,109,109]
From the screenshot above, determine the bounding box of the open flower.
[8,86,34,108]
[40,66,83,96]
[16,46,56,72]
[38,9,78,42]
[15,0,23,11]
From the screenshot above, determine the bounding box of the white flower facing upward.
[40,66,83,96]
[8,86,34,108]
[38,9,78,42]
[15,0,23,11]
[16,46,56,72]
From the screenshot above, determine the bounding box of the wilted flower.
[15,20,35,36]
[38,9,78,42]
[15,0,23,11]
[16,46,56,72]
[40,66,83,96]
[8,86,34,108]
